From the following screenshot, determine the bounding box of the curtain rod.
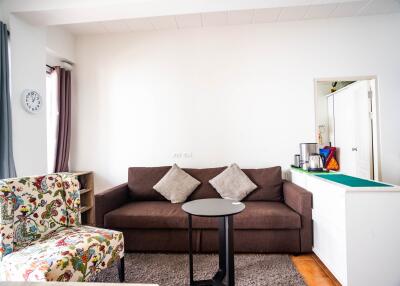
[46,64,55,74]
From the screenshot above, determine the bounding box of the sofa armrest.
[283,180,313,253]
[283,180,312,218]
[95,183,129,228]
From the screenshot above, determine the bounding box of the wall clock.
[22,89,43,113]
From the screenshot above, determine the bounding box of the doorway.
[314,77,380,180]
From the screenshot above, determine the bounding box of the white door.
[333,80,373,179]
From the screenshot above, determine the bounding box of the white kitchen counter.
[290,168,400,286]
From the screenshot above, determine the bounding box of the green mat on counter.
[290,167,329,175]
[315,174,392,187]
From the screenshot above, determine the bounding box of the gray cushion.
[153,164,201,203]
[209,163,257,201]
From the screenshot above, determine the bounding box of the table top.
[182,198,245,217]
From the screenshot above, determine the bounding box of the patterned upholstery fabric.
[5,174,69,250]
[0,173,124,282]
[0,181,14,260]
[1,226,124,281]
[60,173,81,226]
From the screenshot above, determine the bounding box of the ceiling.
[58,0,400,35]
[4,0,400,35]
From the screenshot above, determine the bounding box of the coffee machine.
[299,143,318,170]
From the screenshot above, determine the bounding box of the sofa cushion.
[185,167,227,200]
[104,201,187,229]
[128,166,170,201]
[242,166,283,201]
[153,164,201,203]
[193,202,301,229]
[104,201,300,230]
[0,225,124,281]
[209,163,257,201]
[239,202,300,229]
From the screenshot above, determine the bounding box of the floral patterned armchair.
[0,173,124,282]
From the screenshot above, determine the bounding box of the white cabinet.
[290,169,400,286]
[327,81,374,179]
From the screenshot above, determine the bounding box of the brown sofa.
[95,166,312,253]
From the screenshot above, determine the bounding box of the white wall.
[0,0,9,23]
[315,82,331,146]
[6,13,75,177]
[46,26,75,64]
[9,15,48,176]
[0,3,6,23]
[72,14,400,191]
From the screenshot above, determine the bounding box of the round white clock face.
[22,90,42,113]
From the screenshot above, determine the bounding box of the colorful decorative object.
[320,146,340,171]
[0,173,124,282]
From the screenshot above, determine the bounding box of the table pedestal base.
[188,215,235,286]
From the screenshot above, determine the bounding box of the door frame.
[313,75,381,181]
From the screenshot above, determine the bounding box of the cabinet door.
[333,81,373,179]
[307,175,348,285]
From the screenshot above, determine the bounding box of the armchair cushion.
[1,225,124,282]
[5,175,69,250]
[0,173,82,253]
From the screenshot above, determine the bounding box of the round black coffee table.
[182,198,245,286]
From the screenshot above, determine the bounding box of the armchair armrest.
[95,183,129,227]
[283,180,313,253]
[283,180,312,218]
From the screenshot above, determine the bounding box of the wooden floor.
[291,253,341,286]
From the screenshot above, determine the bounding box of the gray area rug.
[94,253,306,286]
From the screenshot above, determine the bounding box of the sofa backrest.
[241,166,283,201]
[128,166,171,201]
[0,173,81,256]
[185,167,226,200]
[128,166,283,202]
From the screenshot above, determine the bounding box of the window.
[46,69,58,173]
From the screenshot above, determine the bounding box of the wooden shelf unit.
[73,171,95,226]
[80,188,91,195]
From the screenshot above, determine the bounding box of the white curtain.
[46,70,59,173]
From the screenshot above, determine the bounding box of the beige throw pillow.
[153,164,201,203]
[209,163,257,201]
